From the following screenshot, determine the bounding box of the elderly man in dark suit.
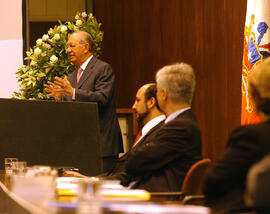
[45,31,123,172]
[126,63,202,194]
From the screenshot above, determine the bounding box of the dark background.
[94,0,247,162]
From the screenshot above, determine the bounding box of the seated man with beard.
[106,83,165,185]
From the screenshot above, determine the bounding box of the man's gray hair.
[156,62,196,104]
[72,31,95,52]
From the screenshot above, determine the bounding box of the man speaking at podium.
[45,31,123,172]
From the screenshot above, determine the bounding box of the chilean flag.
[241,0,270,125]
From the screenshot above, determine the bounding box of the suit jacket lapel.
[119,120,164,161]
[77,56,97,88]
[69,71,77,88]
[133,120,164,148]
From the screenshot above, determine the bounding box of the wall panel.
[94,0,247,162]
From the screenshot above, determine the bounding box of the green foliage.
[13,12,103,100]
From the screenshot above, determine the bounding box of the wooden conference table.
[0,170,235,214]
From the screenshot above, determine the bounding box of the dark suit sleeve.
[126,121,195,175]
[203,127,262,200]
[74,64,114,105]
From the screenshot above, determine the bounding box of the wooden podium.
[0,98,102,176]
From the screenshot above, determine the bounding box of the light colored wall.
[0,0,22,98]
[0,0,22,40]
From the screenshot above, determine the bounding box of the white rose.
[53,33,60,40]
[82,12,87,18]
[50,55,58,64]
[26,51,31,57]
[60,25,67,33]
[34,47,42,57]
[48,28,54,35]
[75,14,79,20]
[42,34,49,41]
[36,39,43,46]
[76,20,82,26]
[30,60,37,66]
[89,13,93,19]
[43,43,51,50]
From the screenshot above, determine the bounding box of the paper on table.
[102,189,150,201]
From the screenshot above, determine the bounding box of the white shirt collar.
[165,107,191,123]
[142,114,166,136]
[79,55,93,71]
[134,115,165,146]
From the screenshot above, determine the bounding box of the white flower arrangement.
[13,12,103,100]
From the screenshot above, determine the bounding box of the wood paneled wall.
[94,0,247,162]
[28,0,85,21]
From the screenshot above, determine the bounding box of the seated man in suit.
[203,58,270,212]
[106,83,165,185]
[126,63,202,194]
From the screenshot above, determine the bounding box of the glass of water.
[4,157,18,174]
[12,161,27,175]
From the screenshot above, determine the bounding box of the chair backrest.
[181,158,211,195]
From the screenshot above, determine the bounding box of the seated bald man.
[106,83,165,185]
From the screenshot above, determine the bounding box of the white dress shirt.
[133,114,166,147]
